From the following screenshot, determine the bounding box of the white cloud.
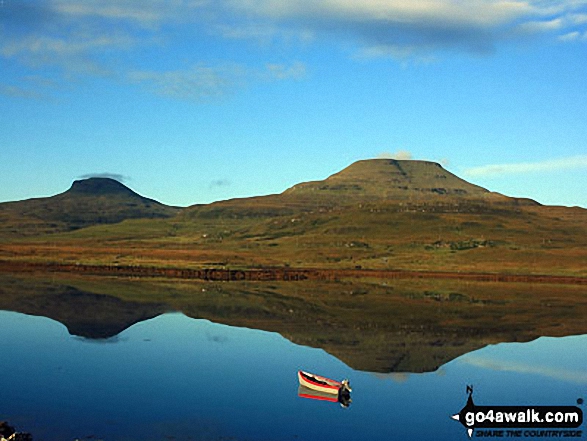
[9,1,586,61]
[53,0,208,28]
[2,0,587,100]
[558,30,582,40]
[226,0,535,26]
[128,62,306,101]
[128,64,246,101]
[0,75,59,100]
[1,31,137,77]
[568,12,587,24]
[0,83,45,100]
[358,44,438,63]
[222,0,587,56]
[213,23,281,43]
[209,179,232,189]
[78,173,130,183]
[265,62,307,80]
[558,31,587,43]
[464,155,587,177]
[464,356,587,385]
[377,150,413,160]
[516,17,565,34]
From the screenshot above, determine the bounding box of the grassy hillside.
[1,160,586,277]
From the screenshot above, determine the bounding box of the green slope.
[1,160,585,276]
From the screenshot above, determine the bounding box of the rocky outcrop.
[0,422,32,441]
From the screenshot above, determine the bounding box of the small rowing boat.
[298,386,339,403]
[297,370,352,395]
[298,385,352,408]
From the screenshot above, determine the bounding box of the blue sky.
[1,0,586,208]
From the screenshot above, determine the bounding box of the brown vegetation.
[1,260,585,285]
[1,159,586,278]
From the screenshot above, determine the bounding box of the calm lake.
[1,305,586,441]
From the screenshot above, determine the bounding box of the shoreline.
[1,260,586,285]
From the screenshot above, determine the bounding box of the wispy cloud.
[558,29,587,41]
[0,82,45,100]
[377,150,413,160]
[569,12,587,25]
[464,155,587,177]
[516,17,565,34]
[128,62,307,101]
[78,173,130,183]
[209,179,232,189]
[52,0,208,29]
[206,332,229,343]
[463,356,587,385]
[265,62,307,81]
[0,75,61,100]
[128,64,246,101]
[221,0,587,57]
[2,0,587,100]
[1,33,136,76]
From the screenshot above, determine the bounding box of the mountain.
[0,273,166,339]
[182,159,538,220]
[0,177,180,237]
[2,273,586,373]
[286,159,492,200]
[0,160,585,277]
[174,159,585,276]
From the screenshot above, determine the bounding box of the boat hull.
[297,370,342,395]
[298,386,340,403]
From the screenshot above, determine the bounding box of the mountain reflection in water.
[1,272,587,373]
[0,309,585,441]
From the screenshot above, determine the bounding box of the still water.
[0,310,585,441]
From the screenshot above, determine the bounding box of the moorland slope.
[0,177,179,237]
[1,159,586,277]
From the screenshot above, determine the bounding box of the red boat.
[298,386,340,403]
[297,370,352,395]
[297,385,352,407]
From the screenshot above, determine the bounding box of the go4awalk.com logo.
[451,386,584,439]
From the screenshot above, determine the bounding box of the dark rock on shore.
[0,422,32,440]
[0,422,15,439]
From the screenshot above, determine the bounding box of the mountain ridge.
[0,159,585,277]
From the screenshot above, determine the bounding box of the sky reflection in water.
[0,311,585,441]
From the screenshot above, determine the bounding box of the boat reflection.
[298,386,352,408]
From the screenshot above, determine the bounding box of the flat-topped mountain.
[286,159,491,199]
[0,159,585,277]
[68,177,142,196]
[0,274,166,339]
[0,177,180,237]
[183,159,538,220]
[172,159,585,276]
[2,273,586,373]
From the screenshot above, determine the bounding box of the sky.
[1,0,586,208]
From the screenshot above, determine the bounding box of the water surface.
[1,311,585,441]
